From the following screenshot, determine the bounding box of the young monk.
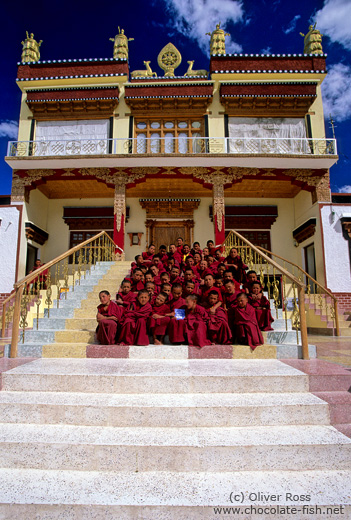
[224,280,244,337]
[249,281,274,331]
[116,279,136,307]
[167,283,187,344]
[96,290,124,345]
[196,259,212,281]
[200,273,223,304]
[142,244,156,266]
[160,282,172,301]
[234,293,264,350]
[118,289,152,346]
[205,291,232,345]
[170,265,183,285]
[184,294,212,348]
[244,271,260,294]
[225,247,248,283]
[148,292,171,345]
[183,280,196,298]
[145,281,157,304]
[128,268,145,293]
[130,254,144,274]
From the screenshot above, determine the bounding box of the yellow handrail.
[7,231,116,357]
[224,230,309,359]
[256,245,340,337]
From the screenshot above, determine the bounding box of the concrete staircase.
[305,295,351,337]
[5,260,317,360]
[0,357,350,517]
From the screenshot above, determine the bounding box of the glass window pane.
[164,133,174,153]
[151,122,160,129]
[165,121,174,129]
[192,121,201,129]
[178,122,187,129]
[193,132,203,153]
[151,132,160,153]
[137,133,147,153]
[178,132,188,154]
[137,122,147,129]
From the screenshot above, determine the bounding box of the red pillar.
[114,182,126,258]
[214,214,225,246]
[213,178,225,247]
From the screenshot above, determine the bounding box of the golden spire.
[21,32,42,63]
[109,27,134,60]
[206,23,230,55]
[300,23,324,55]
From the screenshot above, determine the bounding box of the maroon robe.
[116,291,137,308]
[170,275,184,286]
[118,302,152,346]
[195,267,213,280]
[225,291,245,335]
[206,306,232,345]
[142,251,154,267]
[185,305,211,348]
[225,256,248,283]
[199,285,223,303]
[167,297,186,343]
[96,301,124,345]
[248,294,274,331]
[148,303,171,336]
[234,304,264,350]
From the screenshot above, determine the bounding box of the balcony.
[6,137,338,170]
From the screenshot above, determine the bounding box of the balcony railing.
[7,137,337,158]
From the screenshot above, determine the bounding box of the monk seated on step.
[248,281,274,331]
[167,283,186,344]
[184,294,212,348]
[234,293,264,351]
[118,289,152,346]
[148,292,171,345]
[145,281,157,304]
[96,290,124,345]
[116,279,136,308]
[204,291,232,345]
[243,270,261,294]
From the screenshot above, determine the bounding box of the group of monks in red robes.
[96,239,275,349]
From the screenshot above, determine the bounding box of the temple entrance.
[146,220,193,249]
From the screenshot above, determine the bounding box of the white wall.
[321,204,351,292]
[0,206,20,292]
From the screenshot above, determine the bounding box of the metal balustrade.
[7,137,337,157]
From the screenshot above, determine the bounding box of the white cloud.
[315,0,351,50]
[283,15,301,35]
[322,63,351,121]
[337,185,351,193]
[0,120,18,139]
[164,0,244,55]
[260,47,272,55]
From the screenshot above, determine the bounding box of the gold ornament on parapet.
[21,32,42,63]
[184,61,208,77]
[109,27,134,60]
[157,43,182,77]
[300,23,323,55]
[206,23,230,55]
[131,61,157,78]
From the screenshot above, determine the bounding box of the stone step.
[2,359,309,393]
[0,391,329,427]
[0,423,349,472]
[0,468,350,517]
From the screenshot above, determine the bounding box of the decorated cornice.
[220,81,317,98]
[26,86,119,103]
[124,82,213,99]
[210,54,326,75]
[17,59,128,82]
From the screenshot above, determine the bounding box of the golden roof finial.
[206,23,230,55]
[21,32,42,63]
[109,27,134,60]
[300,23,324,55]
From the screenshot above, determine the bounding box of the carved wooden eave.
[139,198,200,218]
[26,86,119,119]
[125,82,213,113]
[293,218,317,244]
[25,221,49,245]
[220,81,317,116]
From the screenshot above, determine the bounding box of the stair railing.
[256,245,340,337]
[2,231,117,357]
[224,230,309,359]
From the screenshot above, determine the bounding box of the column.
[212,177,225,246]
[114,181,126,258]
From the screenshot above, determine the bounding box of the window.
[227,117,310,154]
[35,119,109,156]
[134,118,204,154]
[69,231,113,263]
[225,230,271,251]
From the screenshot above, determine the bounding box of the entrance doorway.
[26,244,38,275]
[304,243,316,280]
[146,220,193,249]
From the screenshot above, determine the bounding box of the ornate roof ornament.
[21,32,42,63]
[300,23,324,55]
[157,43,182,77]
[109,27,134,60]
[206,23,230,56]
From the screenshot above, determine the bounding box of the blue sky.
[1,0,350,194]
